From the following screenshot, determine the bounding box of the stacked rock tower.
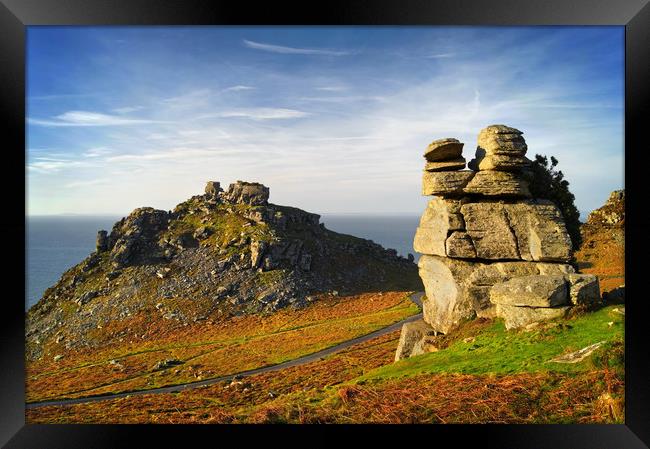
[395,125,600,361]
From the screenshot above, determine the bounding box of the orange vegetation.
[26,291,418,403]
[27,328,623,424]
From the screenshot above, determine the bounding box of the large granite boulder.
[460,201,572,263]
[490,275,569,307]
[418,255,575,333]
[423,138,464,162]
[399,123,600,358]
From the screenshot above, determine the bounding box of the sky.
[26,26,624,219]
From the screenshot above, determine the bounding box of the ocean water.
[25,214,420,310]
[26,216,121,311]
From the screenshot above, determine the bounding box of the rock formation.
[396,125,601,360]
[27,180,420,361]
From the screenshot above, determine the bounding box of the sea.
[25,214,420,310]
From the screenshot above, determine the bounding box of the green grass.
[357,305,624,382]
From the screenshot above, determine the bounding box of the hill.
[26,181,420,362]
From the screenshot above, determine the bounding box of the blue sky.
[26,26,624,218]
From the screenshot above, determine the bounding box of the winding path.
[26,292,424,410]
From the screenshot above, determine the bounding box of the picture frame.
[2,0,648,446]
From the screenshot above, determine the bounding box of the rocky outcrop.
[205,181,223,199]
[397,124,601,360]
[585,190,624,226]
[223,181,269,206]
[28,181,419,360]
[96,230,108,252]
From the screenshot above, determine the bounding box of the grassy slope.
[358,305,623,381]
[27,306,624,424]
[26,291,419,402]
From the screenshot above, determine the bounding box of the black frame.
[2,0,648,447]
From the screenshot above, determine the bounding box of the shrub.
[526,154,582,250]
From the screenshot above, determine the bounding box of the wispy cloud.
[223,85,255,92]
[112,106,144,114]
[243,39,351,56]
[29,111,166,127]
[83,147,112,158]
[426,53,456,59]
[316,86,347,92]
[298,95,385,103]
[202,108,311,120]
[29,93,98,101]
[28,157,95,173]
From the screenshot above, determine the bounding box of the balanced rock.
[401,124,599,350]
[424,157,466,172]
[468,124,530,172]
[477,125,527,155]
[490,275,568,307]
[423,138,464,162]
[422,171,474,196]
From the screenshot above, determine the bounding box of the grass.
[358,305,624,382]
[26,291,418,402]
[26,307,624,424]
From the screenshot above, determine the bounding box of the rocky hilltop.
[575,189,625,295]
[27,181,419,360]
[396,125,601,360]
